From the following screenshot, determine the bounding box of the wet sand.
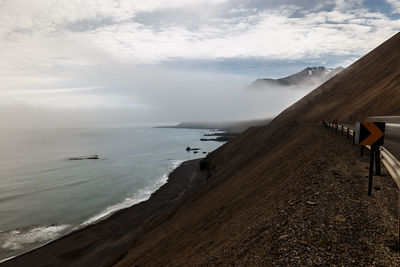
[1,159,205,267]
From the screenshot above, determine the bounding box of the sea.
[0,126,224,261]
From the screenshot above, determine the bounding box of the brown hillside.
[116,32,400,265]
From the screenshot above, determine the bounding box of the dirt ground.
[116,124,400,266]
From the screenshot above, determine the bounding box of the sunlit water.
[0,126,223,261]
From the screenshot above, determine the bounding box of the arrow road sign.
[355,121,385,146]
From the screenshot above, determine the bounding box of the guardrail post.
[375,148,381,176]
[341,126,344,136]
[335,125,338,134]
[368,146,376,196]
[347,128,349,139]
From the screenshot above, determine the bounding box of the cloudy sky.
[0,0,399,127]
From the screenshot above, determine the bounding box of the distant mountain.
[249,66,344,89]
[158,118,273,134]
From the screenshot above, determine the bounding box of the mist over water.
[0,64,316,129]
[0,126,223,261]
[0,59,334,263]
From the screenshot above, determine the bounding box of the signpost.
[325,120,400,244]
[355,122,385,196]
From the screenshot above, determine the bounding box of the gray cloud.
[130,0,340,32]
[65,17,117,32]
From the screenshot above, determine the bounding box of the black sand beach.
[1,159,205,267]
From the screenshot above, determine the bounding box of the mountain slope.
[249,66,344,89]
[116,32,400,265]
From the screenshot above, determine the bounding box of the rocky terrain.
[115,32,400,265]
[117,123,400,266]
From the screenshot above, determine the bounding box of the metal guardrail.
[325,122,400,243]
[380,146,400,188]
[367,116,400,123]
[326,123,398,178]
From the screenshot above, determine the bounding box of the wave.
[0,224,70,251]
[0,160,184,263]
[79,160,184,227]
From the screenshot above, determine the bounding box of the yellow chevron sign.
[355,121,385,146]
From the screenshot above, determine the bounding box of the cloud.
[1,1,398,63]
[63,1,399,63]
[387,0,400,13]
[0,0,399,127]
[0,86,101,96]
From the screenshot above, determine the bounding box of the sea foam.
[0,224,70,251]
[0,160,184,263]
[79,160,183,227]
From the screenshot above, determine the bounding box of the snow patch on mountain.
[249,66,344,90]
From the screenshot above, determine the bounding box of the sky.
[0,0,399,128]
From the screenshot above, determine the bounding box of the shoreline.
[1,158,206,266]
[155,118,272,134]
[157,126,239,142]
[0,160,183,264]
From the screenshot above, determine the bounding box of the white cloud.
[85,6,398,63]
[1,1,398,64]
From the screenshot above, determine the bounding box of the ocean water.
[0,126,223,261]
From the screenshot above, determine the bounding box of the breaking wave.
[79,160,184,227]
[0,160,184,263]
[0,224,70,251]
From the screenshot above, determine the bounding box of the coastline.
[156,119,272,135]
[1,158,206,266]
[158,125,239,142]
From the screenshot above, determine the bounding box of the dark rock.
[199,159,210,171]
[186,147,200,151]
[203,132,238,138]
[68,155,99,160]
[201,137,230,142]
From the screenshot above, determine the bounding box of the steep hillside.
[117,32,400,265]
